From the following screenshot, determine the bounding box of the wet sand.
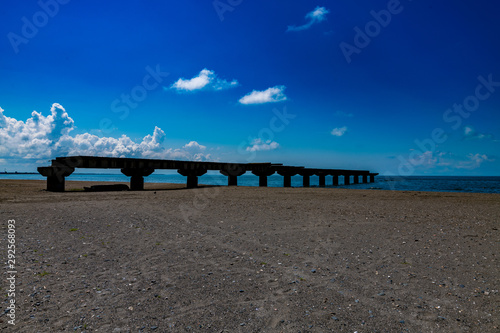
[1,179,499,332]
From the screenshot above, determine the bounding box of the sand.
[0,179,499,332]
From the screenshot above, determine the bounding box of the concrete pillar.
[318,174,326,187]
[302,175,310,187]
[228,175,238,186]
[121,168,155,191]
[276,168,302,188]
[283,175,292,187]
[369,174,375,183]
[363,175,368,183]
[178,168,207,188]
[38,166,75,192]
[354,175,359,184]
[251,169,275,187]
[220,166,246,186]
[344,175,351,185]
[332,175,339,186]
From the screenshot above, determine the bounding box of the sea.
[1,172,499,194]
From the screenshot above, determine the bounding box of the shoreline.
[1,178,499,196]
[1,179,499,331]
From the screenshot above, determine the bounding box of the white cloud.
[463,126,494,140]
[171,68,238,92]
[246,138,279,152]
[239,86,287,105]
[0,104,211,162]
[407,150,494,171]
[331,126,347,137]
[457,153,494,170]
[287,6,330,32]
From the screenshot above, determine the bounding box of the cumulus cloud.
[287,6,330,32]
[463,126,494,141]
[331,126,347,137]
[246,138,279,152]
[0,104,211,162]
[457,153,494,170]
[407,150,494,171]
[239,86,287,105]
[170,68,238,92]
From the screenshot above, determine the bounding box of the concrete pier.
[178,168,207,188]
[318,174,326,187]
[220,165,246,186]
[332,175,339,186]
[276,166,303,188]
[121,168,155,191]
[37,166,75,192]
[251,169,276,187]
[299,170,315,188]
[37,156,378,191]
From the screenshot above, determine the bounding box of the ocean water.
[1,173,499,194]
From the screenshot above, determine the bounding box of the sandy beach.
[0,179,499,332]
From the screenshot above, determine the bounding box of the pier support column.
[354,175,360,184]
[277,167,303,188]
[344,175,351,185]
[178,169,207,188]
[369,174,376,183]
[220,165,246,186]
[318,174,326,187]
[332,175,339,186]
[251,169,275,187]
[302,175,310,187]
[363,175,368,183]
[298,170,314,188]
[38,166,75,192]
[121,168,155,191]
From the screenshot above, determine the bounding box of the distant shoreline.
[0,172,38,174]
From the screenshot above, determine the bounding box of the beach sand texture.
[1,180,499,332]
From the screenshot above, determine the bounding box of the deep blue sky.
[1,0,499,175]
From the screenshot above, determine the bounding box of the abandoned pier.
[38,156,378,192]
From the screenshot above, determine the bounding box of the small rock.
[331,316,339,321]
[311,269,317,273]
[378,292,385,296]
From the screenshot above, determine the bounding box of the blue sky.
[1,0,499,175]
